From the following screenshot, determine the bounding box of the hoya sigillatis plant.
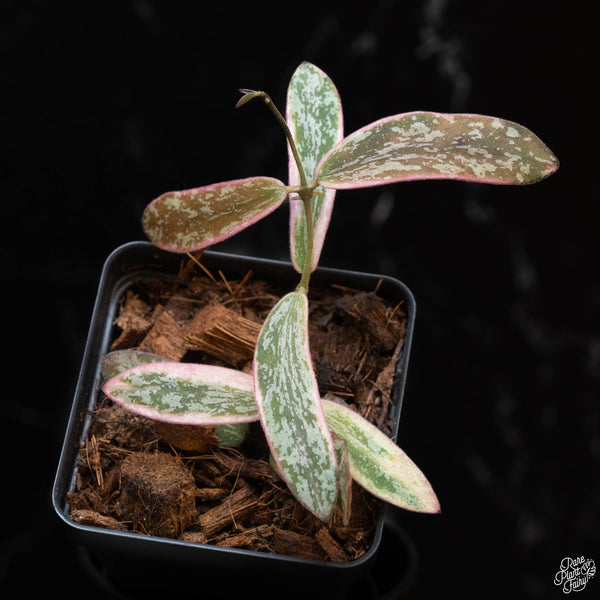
[104,62,558,522]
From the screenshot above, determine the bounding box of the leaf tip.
[422,490,442,514]
[546,152,560,177]
[236,89,266,109]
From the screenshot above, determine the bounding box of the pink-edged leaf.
[254,292,338,520]
[143,176,287,253]
[287,62,343,272]
[100,349,172,381]
[269,432,352,524]
[101,351,251,447]
[316,112,559,189]
[332,434,352,525]
[103,362,259,425]
[322,398,440,513]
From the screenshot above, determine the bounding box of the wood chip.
[195,487,230,502]
[216,524,273,550]
[139,310,188,361]
[335,291,399,351]
[198,485,258,538]
[180,530,208,544]
[184,304,260,365]
[110,291,153,350]
[315,527,349,562]
[71,509,127,531]
[272,527,325,561]
[213,450,278,483]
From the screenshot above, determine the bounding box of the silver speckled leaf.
[287,62,343,272]
[143,176,287,252]
[323,398,440,513]
[254,292,337,520]
[317,112,558,188]
[103,362,258,425]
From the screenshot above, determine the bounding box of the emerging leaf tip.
[236,89,267,109]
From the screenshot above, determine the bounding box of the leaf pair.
[142,61,558,268]
[102,349,440,517]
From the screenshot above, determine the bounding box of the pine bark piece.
[139,309,188,361]
[180,530,208,544]
[272,527,325,561]
[195,487,230,502]
[315,527,349,562]
[216,524,273,551]
[198,485,258,538]
[89,404,158,451]
[184,304,260,365]
[110,292,154,350]
[374,337,406,430]
[213,450,278,483]
[119,452,197,538]
[335,292,401,352]
[71,509,128,532]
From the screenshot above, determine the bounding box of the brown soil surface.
[68,253,408,562]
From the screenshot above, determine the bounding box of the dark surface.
[2,1,597,598]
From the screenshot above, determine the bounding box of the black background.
[2,1,598,598]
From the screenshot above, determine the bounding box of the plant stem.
[237,90,308,189]
[297,189,315,294]
[237,89,316,294]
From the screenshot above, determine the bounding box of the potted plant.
[53,62,558,597]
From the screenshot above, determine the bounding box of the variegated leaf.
[214,422,250,448]
[270,435,351,524]
[143,176,287,253]
[100,349,171,381]
[287,62,343,272]
[317,112,559,189]
[254,292,337,520]
[333,435,352,526]
[322,398,440,513]
[101,351,251,445]
[103,362,258,425]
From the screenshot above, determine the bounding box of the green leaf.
[322,398,440,513]
[101,351,251,446]
[214,422,250,448]
[317,112,559,189]
[269,435,351,524]
[103,362,258,425]
[287,62,343,272]
[100,349,172,381]
[254,292,337,520]
[142,176,287,253]
[333,435,352,525]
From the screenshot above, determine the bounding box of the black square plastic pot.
[52,241,417,599]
